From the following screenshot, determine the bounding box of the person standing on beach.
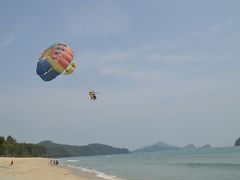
[10,160,14,166]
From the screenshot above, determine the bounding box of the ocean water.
[59,146,240,180]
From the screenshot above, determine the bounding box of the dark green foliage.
[0,136,5,155]
[0,136,5,145]
[0,135,46,157]
[39,141,130,158]
[0,136,129,158]
[6,135,17,144]
[235,137,240,146]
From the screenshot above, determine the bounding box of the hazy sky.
[0,0,240,150]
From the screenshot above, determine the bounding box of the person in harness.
[89,90,97,101]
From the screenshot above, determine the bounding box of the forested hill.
[0,136,45,157]
[39,140,130,158]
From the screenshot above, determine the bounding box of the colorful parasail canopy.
[36,43,77,81]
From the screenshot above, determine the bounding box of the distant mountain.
[199,144,212,149]
[133,141,214,153]
[235,137,240,146]
[133,141,179,153]
[39,141,129,158]
[183,144,196,149]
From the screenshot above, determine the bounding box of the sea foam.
[64,164,121,180]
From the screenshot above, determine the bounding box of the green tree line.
[0,135,46,157]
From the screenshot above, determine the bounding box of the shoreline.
[61,164,109,180]
[0,157,104,180]
[61,163,121,180]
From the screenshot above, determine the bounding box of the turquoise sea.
[60,146,240,180]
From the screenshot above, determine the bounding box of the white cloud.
[225,18,235,25]
[78,39,229,83]
[193,18,240,38]
[208,25,221,33]
[0,17,40,51]
[0,33,16,50]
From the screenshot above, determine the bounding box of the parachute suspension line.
[71,73,93,92]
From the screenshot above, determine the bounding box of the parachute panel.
[36,42,76,81]
[47,56,65,74]
[36,57,60,81]
[52,55,69,69]
[64,61,77,75]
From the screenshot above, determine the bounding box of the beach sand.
[0,157,102,180]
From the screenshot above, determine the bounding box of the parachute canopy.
[36,43,77,81]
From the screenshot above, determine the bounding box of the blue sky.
[0,0,240,150]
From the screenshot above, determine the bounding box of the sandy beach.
[0,157,102,180]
